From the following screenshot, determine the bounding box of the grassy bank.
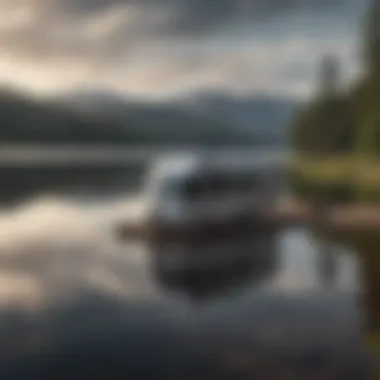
[289,156,380,203]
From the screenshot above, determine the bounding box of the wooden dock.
[267,200,380,231]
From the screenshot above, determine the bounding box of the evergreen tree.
[318,55,340,97]
[364,0,380,75]
[352,0,380,157]
[292,55,355,155]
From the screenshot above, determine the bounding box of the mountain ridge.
[61,89,299,143]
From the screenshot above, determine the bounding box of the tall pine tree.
[353,0,380,157]
[292,55,355,155]
[365,0,380,75]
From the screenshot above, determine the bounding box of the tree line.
[291,0,380,158]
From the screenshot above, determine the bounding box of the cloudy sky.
[0,0,369,100]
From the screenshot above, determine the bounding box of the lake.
[0,149,371,379]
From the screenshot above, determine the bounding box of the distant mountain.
[61,91,239,146]
[0,86,298,146]
[0,89,129,144]
[183,91,297,140]
[62,90,299,146]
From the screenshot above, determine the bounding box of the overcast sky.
[0,0,369,100]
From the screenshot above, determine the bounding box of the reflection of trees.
[333,230,380,331]
[334,231,380,377]
[0,165,145,205]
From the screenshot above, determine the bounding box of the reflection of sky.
[0,196,362,307]
[0,0,369,99]
[0,196,366,378]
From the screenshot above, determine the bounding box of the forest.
[291,0,380,203]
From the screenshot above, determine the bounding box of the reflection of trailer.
[136,153,280,281]
[152,236,278,296]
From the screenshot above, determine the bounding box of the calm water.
[0,158,370,379]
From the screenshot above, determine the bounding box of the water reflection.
[151,236,278,299]
[0,168,370,379]
[0,165,145,206]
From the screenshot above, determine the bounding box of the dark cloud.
[0,0,359,59]
[60,0,174,16]
[59,0,350,18]
[0,0,363,96]
[11,0,357,34]
[154,0,355,33]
